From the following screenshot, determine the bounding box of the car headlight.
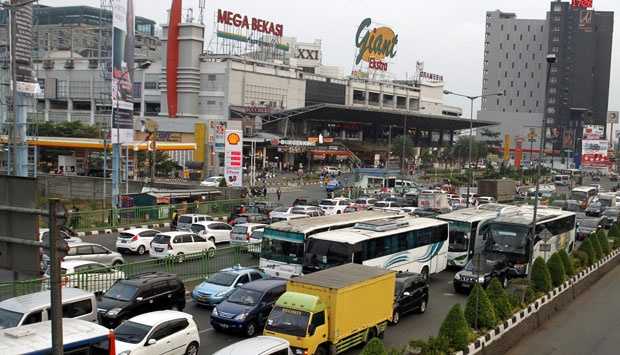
[211,307,219,317]
[215,290,229,298]
[234,312,248,321]
[294,349,305,355]
[119,351,131,355]
[478,276,486,283]
[106,308,122,317]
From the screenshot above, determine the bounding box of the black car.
[576,215,610,240]
[390,272,429,325]
[210,279,287,337]
[453,253,513,294]
[97,272,186,328]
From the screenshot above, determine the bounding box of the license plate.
[155,247,164,252]
[219,323,229,328]
[120,240,127,244]
[462,283,471,288]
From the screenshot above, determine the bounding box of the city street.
[506,261,620,355]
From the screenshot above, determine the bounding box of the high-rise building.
[479,1,614,155]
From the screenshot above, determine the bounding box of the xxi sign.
[295,48,320,60]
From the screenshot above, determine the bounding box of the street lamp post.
[443,90,503,207]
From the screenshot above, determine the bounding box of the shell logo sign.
[227,132,241,145]
[355,18,398,71]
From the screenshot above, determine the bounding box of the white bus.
[260,211,404,278]
[303,217,449,280]
[437,204,518,268]
[477,205,576,275]
[571,186,598,209]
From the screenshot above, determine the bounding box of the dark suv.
[97,272,186,328]
[210,279,287,337]
[390,272,429,325]
[453,253,513,294]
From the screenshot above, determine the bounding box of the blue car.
[192,266,267,306]
[210,279,287,337]
[326,179,342,193]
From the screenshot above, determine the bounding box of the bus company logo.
[354,18,398,71]
[227,132,241,145]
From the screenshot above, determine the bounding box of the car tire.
[502,276,508,288]
[177,253,185,263]
[207,248,216,258]
[416,298,428,314]
[366,327,377,343]
[137,245,146,255]
[185,342,199,355]
[208,237,216,244]
[112,260,123,266]
[315,345,329,355]
[390,310,400,325]
[421,266,430,282]
[245,321,257,337]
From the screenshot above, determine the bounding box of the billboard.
[354,18,398,73]
[572,0,593,9]
[582,125,605,140]
[12,0,34,83]
[503,134,511,161]
[111,0,135,144]
[224,129,243,187]
[514,137,524,168]
[581,139,610,167]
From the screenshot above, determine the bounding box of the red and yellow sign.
[226,132,241,145]
[355,18,398,71]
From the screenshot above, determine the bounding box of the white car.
[323,166,341,176]
[268,207,294,220]
[44,260,125,295]
[200,176,225,187]
[230,223,268,245]
[39,228,82,244]
[189,221,232,244]
[213,336,292,355]
[114,310,200,355]
[290,205,324,217]
[149,231,216,262]
[176,214,213,231]
[319,198,352,215]
[115,228,160,255]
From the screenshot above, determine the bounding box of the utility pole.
[48,198,64,355]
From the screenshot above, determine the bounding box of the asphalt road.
[194,270,466,355]
[506,262,620,355]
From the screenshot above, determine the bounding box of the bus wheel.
[421,267,430,282]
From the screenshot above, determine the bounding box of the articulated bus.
[437,204,518,268]
[476,205,576,276]
[260,211,405,278]
[303,217,449,280]
[0,318,112,355]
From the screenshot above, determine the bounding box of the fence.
[47,198,247,231]
[0,243,260,301]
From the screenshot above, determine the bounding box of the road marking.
[199,327,214,334]
[443,293,456,296]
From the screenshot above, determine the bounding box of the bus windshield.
[447,221,472,253]
[303,239,352,272]
[261,238,305,264]
[571,191,588,202]
[485,223,529,255]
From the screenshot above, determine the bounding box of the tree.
[546,253,566,288]
[464,283,497,330]
[579,238,596,265]
[486,278,512,321]
[597,231,610,256]
[391,135,417,163]
[136,151,181,177]
[531,257,552,293]
[558,250,575,276]
[409,337,449,355]
[37,121,102,138]
[590,235,603,261]
[479,128,502,155]
[361,338,386,355]
[573,250,590,268]
[438,304,470,352]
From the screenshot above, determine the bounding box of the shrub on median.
[590,234,603,261]
[409,336,450,355]
[362,338,386,355]
[546,253,566,287]
[438,304,470,352]
[573,250,590,268]
[524,286,537,304]
[597,231,610,256]
[486,278,512,321]
[558,250,575,276]
[580,238,596,265]
[464,283,497,330]
[531,257,552,293]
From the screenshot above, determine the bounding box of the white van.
[213,336,293,355]
[0,288,97,329]
[177,214,213,231]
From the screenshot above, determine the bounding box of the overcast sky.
[40,0,619,116]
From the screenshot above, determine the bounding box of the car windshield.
[234,217,249,224]
[485,223,529,255]
[265,306,310,337]
[227,288,262,306]
[319,200,336,206]
[190,224,206,233]
[0,308,23,329]
[375,202,389,208]
[273,207,289,213]
[579,219,599,228]
[604,209,619,217]
[291,208,309,214]
[114,321,152,344]
[206,177,220,182]
[119,232,134,239]
[252,230,264,240]
[464,254,501,273]
[104,282,138,302]
[232,226,248,234]
[178,216,193,224]
[206,272,238,286]
[152,234,171,244]
[599,199,612,208]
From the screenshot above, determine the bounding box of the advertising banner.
[224,129,243,187]
[581,139,610,166]
[111,0,135,144]
[209,120,227,153]
[582,125,605,140]
[503,134,511,161]
[514,137,524,168]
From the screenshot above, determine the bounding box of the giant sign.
[354,18,398,72]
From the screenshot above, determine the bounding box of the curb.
[76,216,229,237]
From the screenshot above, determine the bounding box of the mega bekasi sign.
[354,18,398,71]
[217,9,284,37]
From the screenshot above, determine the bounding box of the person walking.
[263,185,268,197]
[276,188,281,201]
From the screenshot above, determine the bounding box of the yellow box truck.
[263,263,395,355]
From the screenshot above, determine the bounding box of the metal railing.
[0,243,261,301]
[56,199,246,231]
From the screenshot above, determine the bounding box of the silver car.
[63,242,124,266]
